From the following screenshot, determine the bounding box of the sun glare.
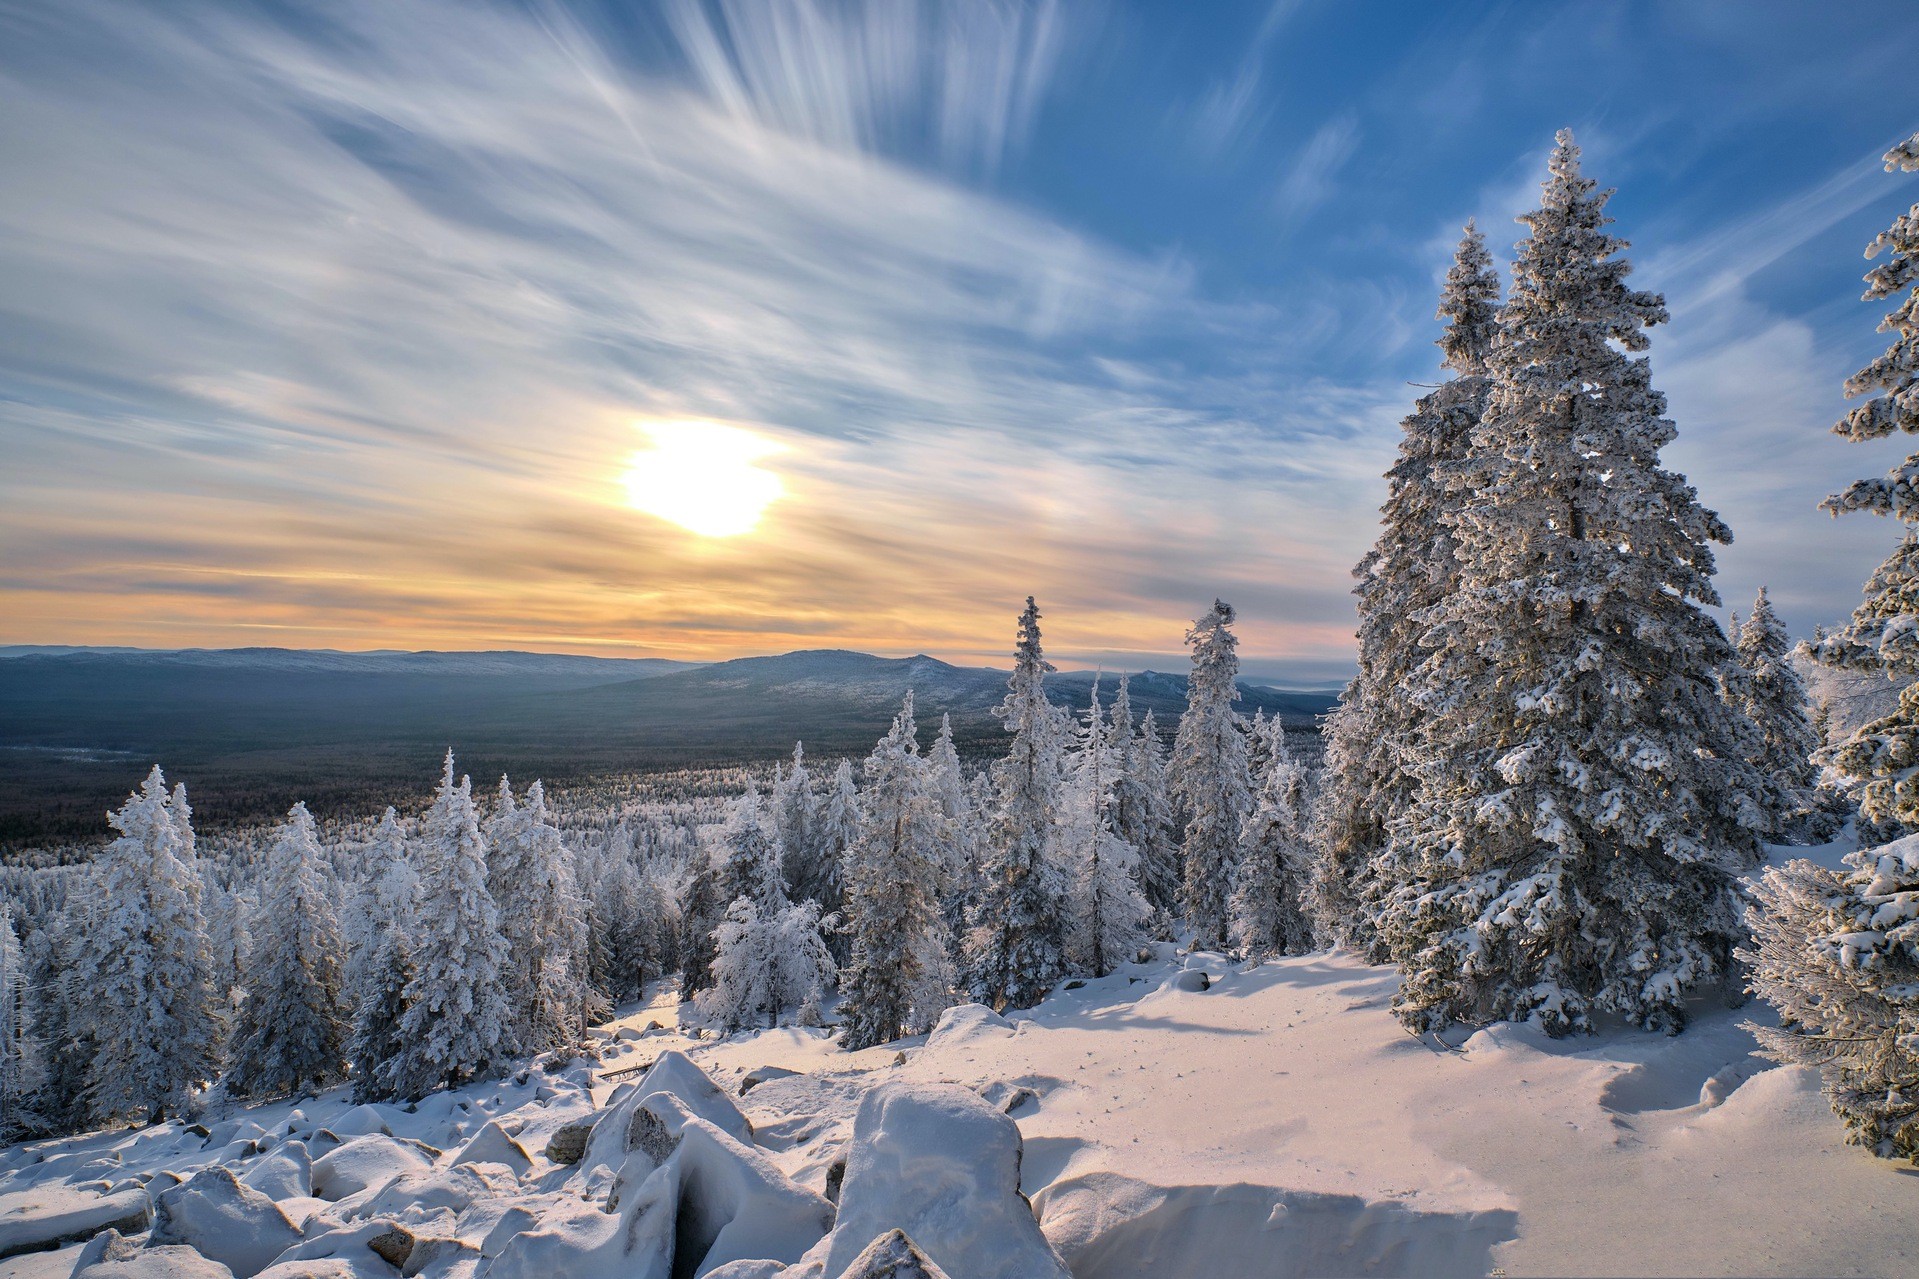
[621,420,785,538]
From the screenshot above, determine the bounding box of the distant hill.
[0,646,1337,848]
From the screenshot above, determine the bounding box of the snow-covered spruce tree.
[487,779,592,1057]
[964,598,1070,1011]
[1169,601,1254,952]
[926,712,981,942]
[1377,131,1770,1036]
[1312,223,1501,954]
[1805,133,1919,829]
[202,868,250,1036]
[803,762,858,966]
[26,906,93,1133]
[700,898,836,1034]
[1734,587,1823,838]
[1740,838,1919,1161]
[0,903,38,1141]
[386,753,511,1100]
[1060,679,1152,977]
[349,808,419,1103]
[841,693,956,1049]
[721,781,789,918]
[1233,713,1316,960]
[227,803,350,1099]
[772,743,820,900]
[86,768,224,1122]
[1108,679,1177,925]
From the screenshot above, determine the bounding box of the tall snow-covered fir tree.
[487,778,592,1057]
[1741,837,1919,1162]
[965,598,1070,1012]
[1805,133,1919,829]
[1060,679,1152,977]
[1169,601,1253,952]
[387,753,511,1099]
[1734,587,1823,837]
[0,904,36,1141]
[840,693,955,1050]
[227,803,350,1099]
[1312,223,1501,954]
[698,787,835,1034]
[27,905,94,1133]
[803,761,859,964]
[85,768,223,1121]
[1233,713,1316,959]
[1375,130,1769,1037]
[772,743,820,900]
[349,807,419,1104]
[1108,679,1177,926]
[926,712,980,942]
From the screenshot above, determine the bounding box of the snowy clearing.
[4,931,1915,1279]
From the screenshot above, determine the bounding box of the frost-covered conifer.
[772,743,820,899]
[227,803,350,1098]
[487,778,592,1056]
[721,781,788,918]
[696,866,835,1035]
[26,908,92,1133]
[1232,715,1316,959]
[1805,134,1919,828]
[1169,601,1253,952]
[808,763,859,958]
[1377,132,1767,1036]
[1313,224,1500,952]
[86,767,223,1121]
[0,904,37,1140]
[1742,835,1919,1161]
[387,753,511,1099]
[841,694,955,1049]
[1114,700,1177,924]
[964,598,1070,1011]
[1734,587,1822,837]
[349,807,419,1103]
[1060,680,1152,977]
[926,713,980,940]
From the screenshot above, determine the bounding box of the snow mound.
[1035,1171,1517,1279]
[151,1166,301,1278]
[310,1134,434,1202]
[923,1004,1012,1052]
[0,1184,151,1261]
[70,1229,233,1279]
[450,1120,532,1176]
[487,1160,677,1279]
[808,1082,1070,1279]
[239,1140,312,1201]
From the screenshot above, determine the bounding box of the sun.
[620,420,785,538]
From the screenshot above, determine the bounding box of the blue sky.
[1,0,1916,683]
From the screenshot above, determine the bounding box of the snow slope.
[5,934,1918,1277]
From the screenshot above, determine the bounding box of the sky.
[2,1,1916,685]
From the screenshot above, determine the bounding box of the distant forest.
[0,647,1334,850]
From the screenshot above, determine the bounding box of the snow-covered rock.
[151,1166,302,1278]
[450,1120,532,1176]
[671,1117,834,1274]
[310,1134,434,1201]
[0,1184,151,1260]
[239,1140,312,1201]
[543,1112,600,1164]
[69,1228,234,1279]
[924,1004,1013,1052]
[809,1082,1070,1279]
[328,1106,395,1139]
[487,1163,678,1279]
[580,1052,754,1185]
[834,1229,954,1279]
[739,1065,800,1095]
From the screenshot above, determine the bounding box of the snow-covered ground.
[6,898,1919,1278]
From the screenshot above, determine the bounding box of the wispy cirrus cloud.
[0,0,1387,683]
